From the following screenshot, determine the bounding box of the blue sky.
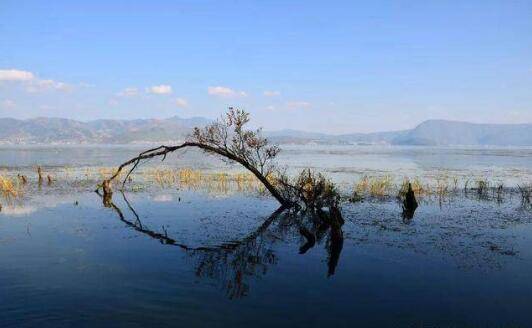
[1,0,531,133]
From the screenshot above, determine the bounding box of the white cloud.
[147,84,172,94]
[29,79,72,92]
[208,86,247,98]
[116,87,139,97]
[286,101,311,109]
[0,69,34,81]
[0,68,71,92]
[1,99,16,109]
[263,90,281,97]
[266,105,276,110]
[175,97,188,108]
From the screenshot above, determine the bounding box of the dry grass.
[140,168,264,194]
[355,175,395,197]
[353,174,511,201]
[0,174,24,200]
[398,178,427,197]
[3,164,530,205]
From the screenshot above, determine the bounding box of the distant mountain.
[0,116,211,144]
[0,116,530,146]
[264,129,409,145]
[266,120,532,146]
[391,120,532,146]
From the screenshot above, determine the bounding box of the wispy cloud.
[0,69,34,81]
[147,84,173,95]
[116,87,139,97]
[286,101,311,109]
[0,68,71,92]
[1,99,16,109]
[175,97,188,108]
[208,86,247,98]
[263,90,281,97]
[27,79,72,92]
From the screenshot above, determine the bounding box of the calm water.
[1,144,532,185]
[1,145,532,327]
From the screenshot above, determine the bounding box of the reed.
[356,175,395,197]
[354,174,506,201]
[138,168,263,194]
[475,178,489,196]
[399,178,427,197]
[517,184,531,205]
[0,174,23,200]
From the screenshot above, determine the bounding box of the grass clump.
[142,168,263,195]
[518,184,531,206]
[355,175,394,198]
[0,175,24,201]
[398,178,426,197]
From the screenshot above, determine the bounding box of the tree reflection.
[97,191,344,299]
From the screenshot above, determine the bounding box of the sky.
[0,0,531,134]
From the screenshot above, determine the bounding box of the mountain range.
[0,116,211,144]
[0,116,531,146]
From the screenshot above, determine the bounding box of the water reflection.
[97,191,344,299]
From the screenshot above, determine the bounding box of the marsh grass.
[474,178,489,196]
[518,184,532,206]
[352,174,519,202]
[2,164,530,206]
[355,175,395,198]
[140,168,265,195]
[0,174,24,201]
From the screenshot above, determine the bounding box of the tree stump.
[37,166,43,185]
[102,179,113,207]
[402,183,418,221]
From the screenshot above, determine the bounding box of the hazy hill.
[266,120,532,146]
[392,120,532,146]
[0,116,211,144]
[0,117,530,146]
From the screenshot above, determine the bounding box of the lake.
[1,145,532,327]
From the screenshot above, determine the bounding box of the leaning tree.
[99,107,341,215]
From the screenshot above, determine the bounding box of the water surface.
[1,145,532,327]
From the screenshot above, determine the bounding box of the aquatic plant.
[518,184,531,206]
[475,178,489,196]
